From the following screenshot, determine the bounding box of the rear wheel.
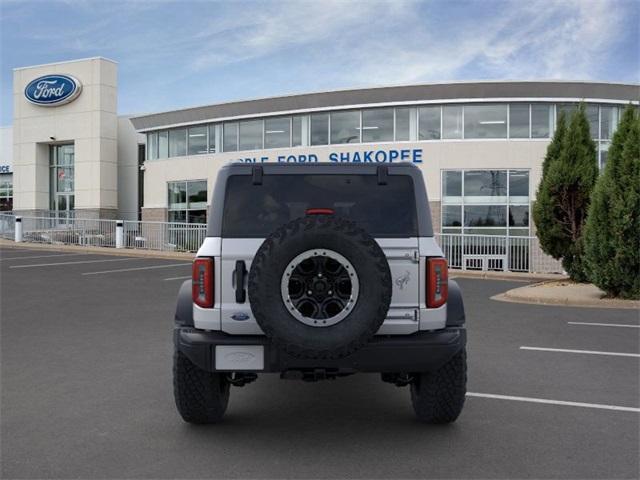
[410,349,467,423]
[173,350,230,424]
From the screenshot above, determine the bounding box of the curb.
[0,239,195,260]
[492,284,640,310]
[450,270,566,282]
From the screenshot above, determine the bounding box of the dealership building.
[4,57,638,242]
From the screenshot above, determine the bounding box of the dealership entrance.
[49,144,75,220]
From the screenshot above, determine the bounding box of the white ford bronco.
[173,163,467,424]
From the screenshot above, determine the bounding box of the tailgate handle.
[234,260,247,303]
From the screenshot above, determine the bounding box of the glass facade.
[0,173,12,211]
[265,117,291,149]
[168,128,187,157]
[419,106,440,140]
[223,122,238,152]
[509,104,529,138]
[442,169,530,236]
[310,113,329,145]
[144,102,624,163]
[187,126,208,155]
[442,106,463,139]
[464,104,507,139]
[395,107,411,141]
[167,180,207,223]
[362,108,393,142]
[49,144,75,218]
[330,110,360,144]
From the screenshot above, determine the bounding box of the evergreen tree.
[533,104,598,281]
[584,106,640,298]
[532,112,567,261]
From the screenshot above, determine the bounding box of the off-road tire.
[410,348,467,423]
[248,215,392,359]
[173,350,230,424]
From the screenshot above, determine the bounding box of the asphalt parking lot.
[1,245,638,479]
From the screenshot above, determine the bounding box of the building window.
[187,126,208,155]
[158,131,168,159]
[531,104,552,138]
[147,132,158,160]
[442,169,529,236]
[239,120,263,151]
[310,113,329,145]
[463,170,507,202]
[509,170,529,202]
[419,106,441,140]
[600,106,619,140]
[395,107,411,141]
[585,104,599,140]
[442,105,463,139]
[361,108,393,143]
[599,142,610,170]
[509,104,529,139]
[442,170,462,202]
[0,173,12,211]
[223,122,239,152]
[169,128,187,157]
[265,117,291,149]
[208,124,217,153]
[50,144,75,218]
[330,110,360,144]
[464,104,507,139]
[168,180,207,223]
[292,116,303,146]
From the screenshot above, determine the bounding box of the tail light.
[192,257,214,308]
[427,257,448,308]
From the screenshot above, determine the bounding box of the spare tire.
[248,215,391,359]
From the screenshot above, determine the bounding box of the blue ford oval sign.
[24,74,82,106]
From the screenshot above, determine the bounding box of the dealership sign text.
[24,75,82,106]
[236,148,423,164]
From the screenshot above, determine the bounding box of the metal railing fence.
[20,216,118,248]
[122,220,207,252]
[435,233,564,274]
[2,213,563,272]
[0,213,15,240]
[1,214,206,252]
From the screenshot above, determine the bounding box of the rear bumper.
[175,327,466,374]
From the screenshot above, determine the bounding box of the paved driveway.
[1,245,638,479]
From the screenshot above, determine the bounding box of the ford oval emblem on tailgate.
[231,312,250,321]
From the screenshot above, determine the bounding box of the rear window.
[222,174,418,237]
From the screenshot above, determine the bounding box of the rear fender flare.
[175,280,194,327]
[446,279,465,326]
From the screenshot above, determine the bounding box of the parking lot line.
[568,321,640,329]
[164,275,191,281]
[1,253,87,261]
[82,263,190,275]
[520,346,640,358]
[467,392,640,413]
[10,258,135,269]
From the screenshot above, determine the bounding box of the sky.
[0,0,638,126]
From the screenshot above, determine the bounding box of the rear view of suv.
[173,163,467,424]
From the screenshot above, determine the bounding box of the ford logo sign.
[24,74,82,106]
[231,312,250,321]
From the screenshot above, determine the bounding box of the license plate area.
[215,345,264,371]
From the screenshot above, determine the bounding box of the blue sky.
[1,0,638,126]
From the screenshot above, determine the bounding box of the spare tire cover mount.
[280,248,360,327]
